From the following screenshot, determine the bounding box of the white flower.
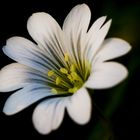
[0,4,131,134]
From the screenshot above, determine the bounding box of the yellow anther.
[68,88,73,93]
[70,64,76,72]
[67,74,73,82]
[64,53,69,62]
[51,88,58,94]
[60,68,68,74]
[68,87,78,93]
[71,72,79,79]
[47,70,54,77]
[70,72,83,85]
[56,77,61,85]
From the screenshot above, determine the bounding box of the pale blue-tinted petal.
[0,63,51,92]
[3,37,52,73]
[85,62,128,89]
[33,97,67,134]
[3,84,53,115]
[0,63,28,92]
[66,87,91,124]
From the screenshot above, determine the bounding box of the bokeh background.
[0,0,140,140]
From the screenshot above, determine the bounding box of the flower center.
[47,53,91,94]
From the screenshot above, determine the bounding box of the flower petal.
[33,97,66,134]
[66,87,91,124]
[27,12,62,46]
[63,4,91,35]
[3,37,54,73]
[87,16,107,39]
[94,38,132,62]
[85,62,128,89]
[86,20,112,61]
[27,12,66,65]
[0,63,28,92]
[0,63,51,92]
[33,88,91,134]
[3,84,52,115]
[62,4,91,65]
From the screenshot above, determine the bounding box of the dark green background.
[0,0,140,139]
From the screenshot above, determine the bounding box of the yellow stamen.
[47,70,54,77]
[70,72,83,85]
[68,87,78,93]
[70,64,75,72]
[51,88,58,94]
[67,74,73,82]
[56,77,61,85]
[64,53,69,62]
[60,68,68,74]
[71,72,79,80]
[47,53,91,95]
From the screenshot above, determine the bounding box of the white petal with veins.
[85,62,128,89]
[63,4,91,63]
[86,20,112,62]
[0,63,28,92]
[94,38,132,62]
[66,87,91,124]
[27,12,66,66]
[33,97,66,134]
[3,37,51,73]
[63,4,91,35]
[3,84,53,115]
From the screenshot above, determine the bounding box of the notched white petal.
[5,37,61,73]
[27,12,67,66]
[3,37,36,59]
[0,63,27,92]
[62,4,91,63]
[3,84,52,115]
[3,36,51,73]
[66,87,91,124]
[86,20,112,61]
[33,98,67,134]
[63,3,91,34]
[27,12,62,46]
[87,16,107,38]
[6,36,36,48]
[85,62,128,89]
[95,38,132,62]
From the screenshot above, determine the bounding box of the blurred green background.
[0,0,140,140]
